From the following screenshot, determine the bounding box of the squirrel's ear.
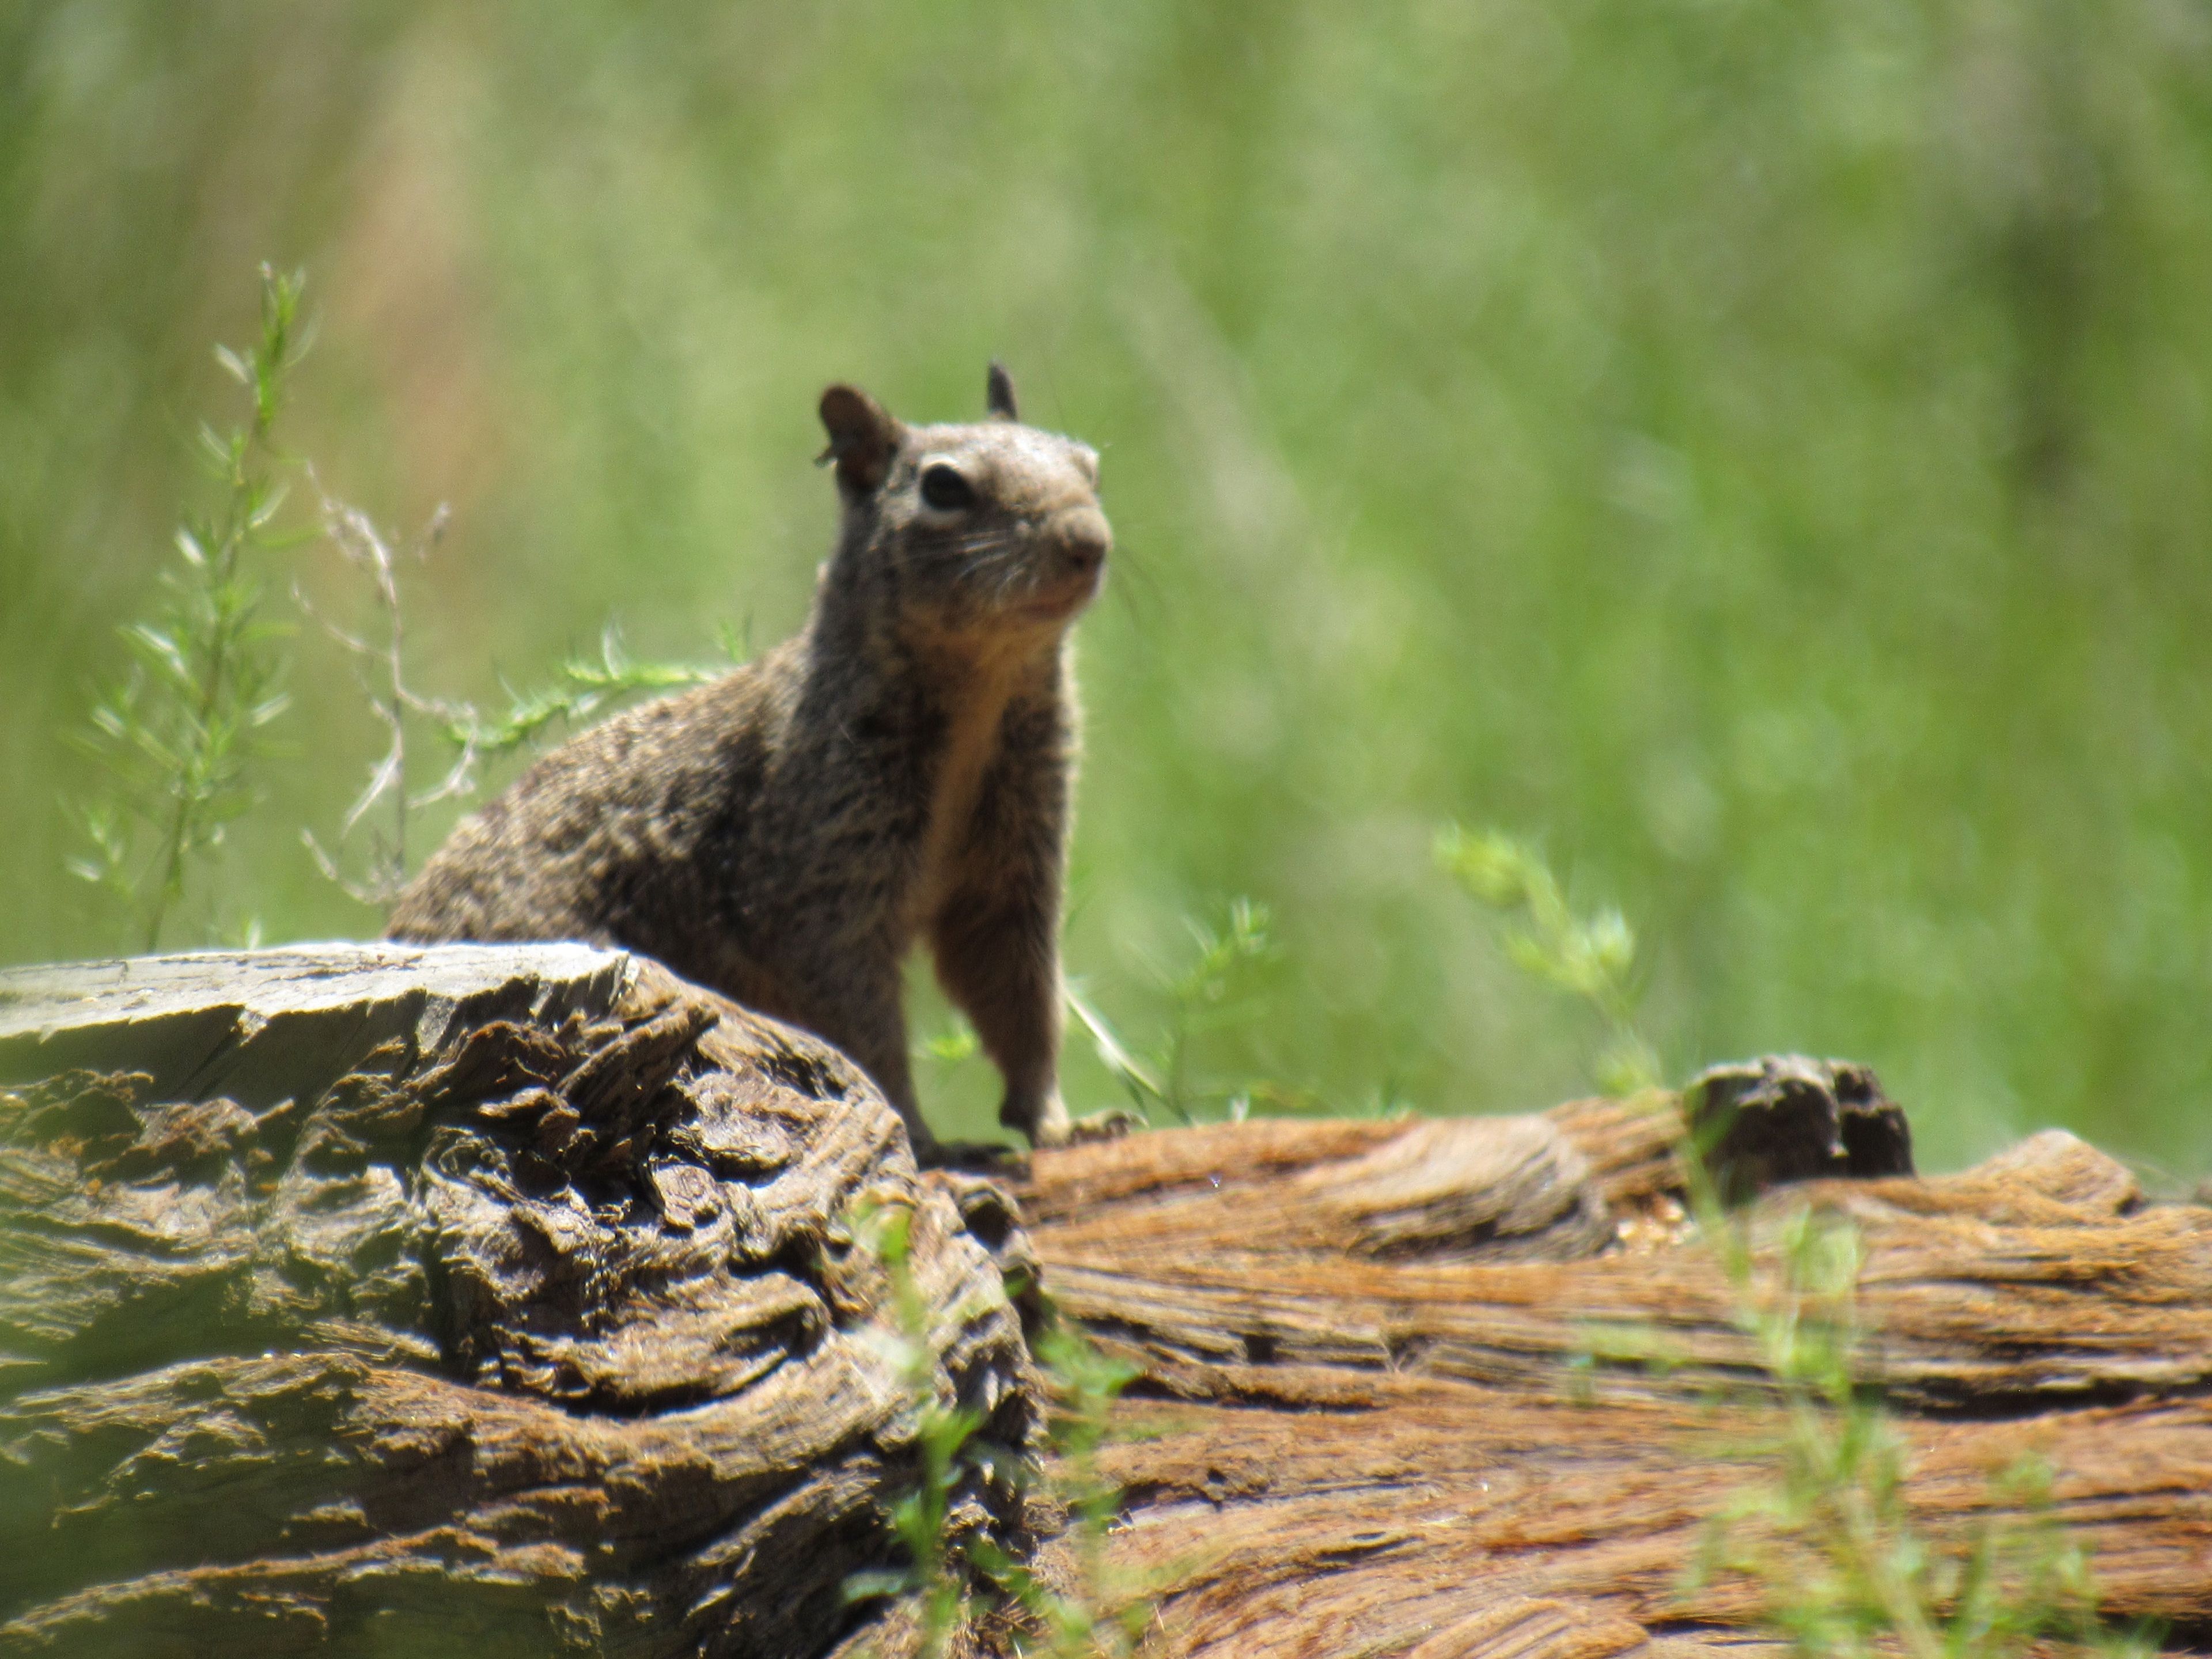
[817,385,903,494]
[985,361,1019,422]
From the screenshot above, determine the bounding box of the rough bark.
[0,945,1035,1658]
[5,950,2206,1659]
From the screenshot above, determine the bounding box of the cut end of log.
[0,944,1037,1658]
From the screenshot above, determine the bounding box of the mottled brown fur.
[386,369,1108,1154]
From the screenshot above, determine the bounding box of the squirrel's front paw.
[1058,1107,1144,1145]
[1005,1088,1144,1149]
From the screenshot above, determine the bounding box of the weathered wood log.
[1009,1089,2212,1657]
[5,949,2206,1659]
[0,945,1036,1657]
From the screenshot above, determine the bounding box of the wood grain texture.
[1008,1093,2212,1659]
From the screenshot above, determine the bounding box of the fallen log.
[1010,1089,2212,1656]
[3,947,2205,1658]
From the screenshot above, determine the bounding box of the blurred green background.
[3,1,2209,1175]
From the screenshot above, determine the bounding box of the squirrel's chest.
[903,694,1016,930]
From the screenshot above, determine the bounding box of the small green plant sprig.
[1065,896,1306,1125]
[969,1324,1152,1659]
[1435,824,1661,1095]
[441,627,728,759]
[843,1201,987,1658]
[301,479,728,907]
[72,265,312,949]
[843,1200,1150,1659]
[1682,1169,2152,1659]
[298,489,468,904]
[1454,829,2144,1659]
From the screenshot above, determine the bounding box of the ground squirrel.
[386,366,1108,1156]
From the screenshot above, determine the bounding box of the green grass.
[3,1,2210,1173]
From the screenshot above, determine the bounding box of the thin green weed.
[1064,896,1310,1125]
[843,1199,1151,1659]
[1681,1178,2154,1659]
[437,627,726,760]
[1436,824,1661,1096]
[1457,830,2150,1659]
[843,1200,989,1658]
[70,266,311,949]
[301,491,729,907]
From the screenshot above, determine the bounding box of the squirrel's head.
[816,366,1109,639]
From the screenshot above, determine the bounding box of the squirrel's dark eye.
[920,464,976,512]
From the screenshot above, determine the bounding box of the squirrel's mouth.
[1019,567,1105,623]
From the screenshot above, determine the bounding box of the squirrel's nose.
[1053,505,1111,577]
